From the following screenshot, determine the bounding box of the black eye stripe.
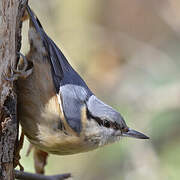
[101,119,120,130]
[86,109,121,130]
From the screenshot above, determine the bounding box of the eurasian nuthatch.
[17,5,149,156]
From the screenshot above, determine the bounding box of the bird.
[16,5,149,158]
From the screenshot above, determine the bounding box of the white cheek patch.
[98,127,117,146]
[85,119,121,147]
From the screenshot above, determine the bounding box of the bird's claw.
[5,52,33,81]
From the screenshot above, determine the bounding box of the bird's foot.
[5,52,33,81]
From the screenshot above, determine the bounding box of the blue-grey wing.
[60,85,90,134]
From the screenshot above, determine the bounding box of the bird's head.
[84,95,149,146]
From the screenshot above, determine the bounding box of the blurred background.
[18,0,180,179]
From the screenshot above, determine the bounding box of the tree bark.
[0,0,26,179]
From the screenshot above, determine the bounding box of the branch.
[14,170,71,180]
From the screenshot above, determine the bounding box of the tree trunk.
[0,0,26,179]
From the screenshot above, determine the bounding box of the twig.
[14,170,71,180]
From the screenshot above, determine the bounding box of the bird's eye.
[104,120,110,128]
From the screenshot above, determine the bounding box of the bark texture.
[0,0,26,179]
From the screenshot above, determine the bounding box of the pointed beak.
[122,128,149,139]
